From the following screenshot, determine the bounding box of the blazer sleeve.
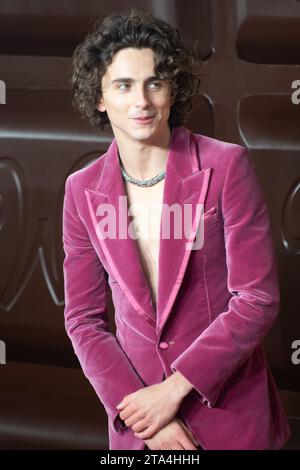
[62,174,146,432]
[170,146,280,408]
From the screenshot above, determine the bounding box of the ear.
[97,97,106,113]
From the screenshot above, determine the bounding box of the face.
[97,47,173,145]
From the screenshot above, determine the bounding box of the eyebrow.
[110,76,164,85]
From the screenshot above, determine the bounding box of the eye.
[149,81,162,89]
[116,81,163,91]
[117,83,130,90]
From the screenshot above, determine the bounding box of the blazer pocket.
[192,205,220,257]
[203,205,218,219]
[188,206,219,270]
[202,205,219,233]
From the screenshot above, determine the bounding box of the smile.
[133,116,155,124]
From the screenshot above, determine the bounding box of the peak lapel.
[84,138,156,329]
[156,127,212,335]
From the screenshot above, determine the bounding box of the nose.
[134,85,151,108]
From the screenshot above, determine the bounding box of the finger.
[131,417,148,433]
[116,398,130,410]
[125,412,145,428]
[180,435,198,450]
[186,430,199,447]
[120,405,136,423]
[116,403,126,410]
[178,425,198,450]
[178,421,199,447]
[172,442,185,450]
[134,424,157,440]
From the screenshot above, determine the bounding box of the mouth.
[133,116,155,124]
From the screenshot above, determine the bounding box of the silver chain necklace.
[120,164,166,187]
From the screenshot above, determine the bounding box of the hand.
[143,416,200,450]
[116,380,183,439]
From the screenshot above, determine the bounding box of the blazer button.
[159,341,169,350]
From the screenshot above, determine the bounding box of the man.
[62,9,291,450]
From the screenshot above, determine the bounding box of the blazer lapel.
[156,127,212,334]
[84,126,212,334]
[84,137,157,328]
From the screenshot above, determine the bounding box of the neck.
[116,127,172,180]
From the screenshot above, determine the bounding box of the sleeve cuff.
[112,412,129,433]
[170,363,218,409]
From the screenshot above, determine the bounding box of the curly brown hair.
[70,8,203,130]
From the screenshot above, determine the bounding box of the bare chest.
[124,179,165,307]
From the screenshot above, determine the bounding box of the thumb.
[187,429,199,447]
[177,418,199,446]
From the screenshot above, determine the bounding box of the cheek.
[153,91,171,106]
[161,95,172,106]
[106,93,125,107]
[154,102,171,119]
[107,100,129,119]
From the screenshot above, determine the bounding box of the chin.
[131,128,156,140]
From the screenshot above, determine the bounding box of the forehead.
[104,47,156,78]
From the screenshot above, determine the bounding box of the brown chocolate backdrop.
[0,0,299,450]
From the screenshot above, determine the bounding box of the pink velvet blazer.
[62,125,291,450]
